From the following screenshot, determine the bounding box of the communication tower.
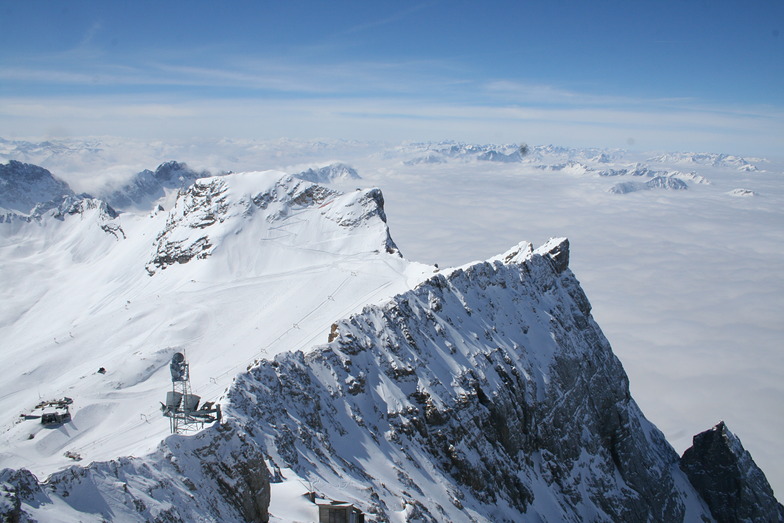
[161,352,220,434]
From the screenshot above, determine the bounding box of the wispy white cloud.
[482,80,696,107]
[0,54,465,99]
[1,46,782,157]
[78,20,104,49]
[1,91,781,157]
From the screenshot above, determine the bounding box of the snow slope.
[3,236,727,522]
[0,169,431,480]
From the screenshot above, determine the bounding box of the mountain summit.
[100,160,210,211]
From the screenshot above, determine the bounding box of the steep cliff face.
[226,239,710,521]
[681,422,784,523]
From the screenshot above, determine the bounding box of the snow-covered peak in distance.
[397,141,526,165]
[0,170,430,479]
[293,162,361,184]
[99,160,212,212]
[147,170,399,275]
[0,160,76,214]
[647,151,763,171]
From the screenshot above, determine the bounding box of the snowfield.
[0,169,432,481]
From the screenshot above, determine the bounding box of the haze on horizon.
[1,1,782,157]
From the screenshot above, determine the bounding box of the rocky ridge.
[147,171,399,274]
[220,238,715,521]
[681,421,784,522]
[1,423,271,522]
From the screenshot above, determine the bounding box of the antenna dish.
[161,351,220,434]
[170,352,188,382]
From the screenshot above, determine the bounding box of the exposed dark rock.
[0,468,48,522]
[1,423,271,522]
[0,160,76,214]
[540,237,570,274]
[681,421,784,523]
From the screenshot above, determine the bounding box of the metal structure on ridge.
[160,352,221,434]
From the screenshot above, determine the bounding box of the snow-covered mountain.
[293,162,361,184]
[0,166,428,487]
[99,160,212,212]
[0,161,76,215]
[608,176,689,194]
[647,152,763,171]
[1,156,782,521]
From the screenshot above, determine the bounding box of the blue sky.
[1,1,782,155]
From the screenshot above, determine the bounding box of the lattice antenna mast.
[161,352,220,434]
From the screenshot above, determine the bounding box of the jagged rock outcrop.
[681,421,784,523]
[0,159,86,226]
[147,172,398,273]
[477,149,524,162]
[0,468,42,523]
[147,177,229,272]
[1,159,780,520]
[1,194,119,225]
[0,423,271,522]
[226,238,710,521]
[0,160,123,232]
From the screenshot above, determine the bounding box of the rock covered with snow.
[727,188,758,197]
[680,421,784,522]
[0,160,76,215]
[0,423,271,522]
[0,224,779,521]
[100,160,211,211]
[0,160,125,230]
[293,162,361,184]
[609,176,689,194]
[648,152,761,171]
[147,171,398,274]
[0,150,781,521]
[400,141,526,165]
[542,161,593,175]
[219,238,711,521]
